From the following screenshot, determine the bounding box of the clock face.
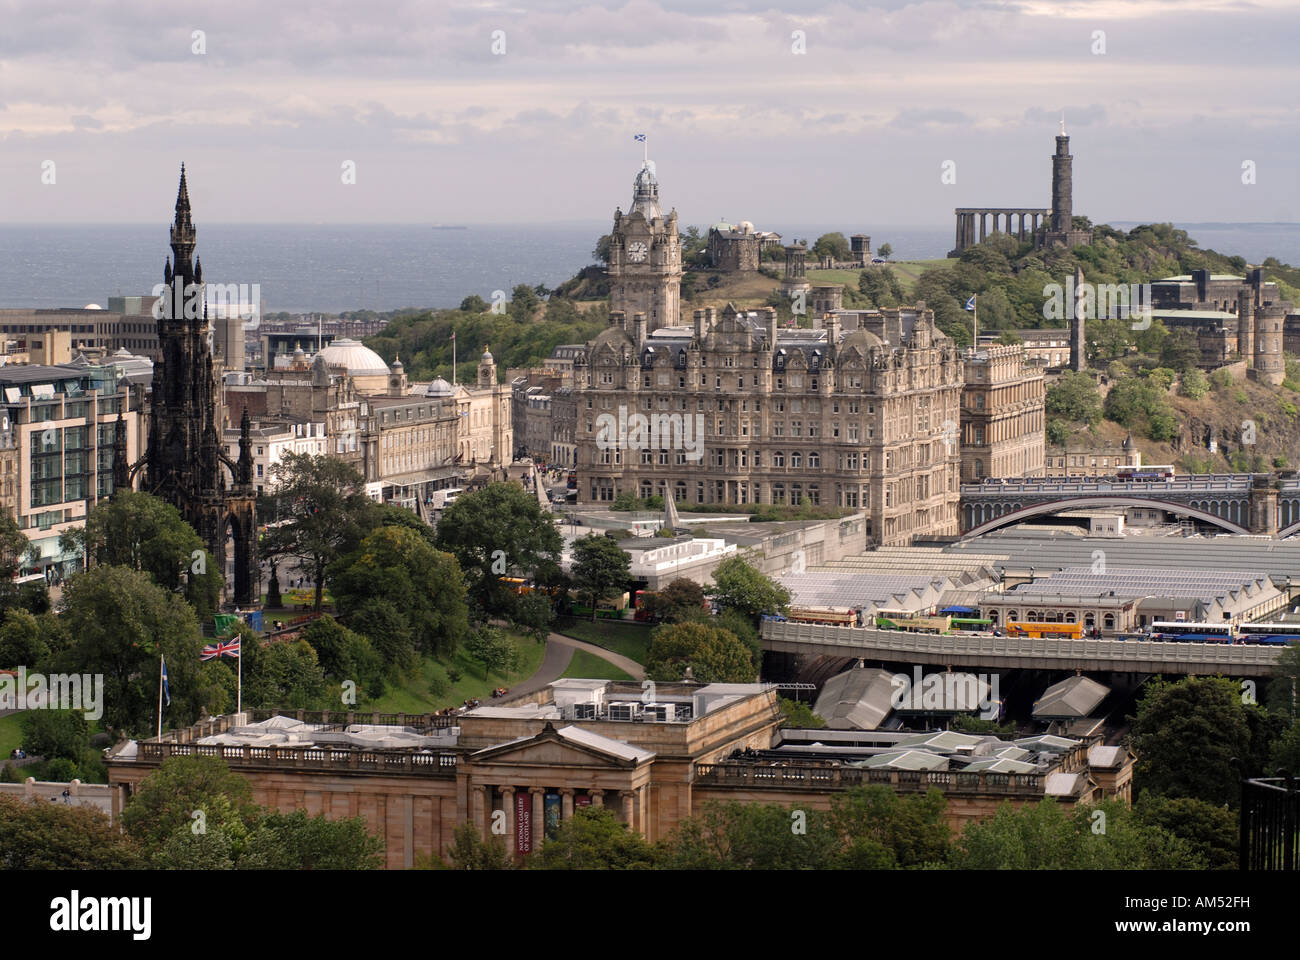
[627,241,648,263]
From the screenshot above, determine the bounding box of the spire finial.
[1060,110,1066,136]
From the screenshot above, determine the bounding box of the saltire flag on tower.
[201,636,242,661]
[160,655,171,706]
[965,295,977,312]
[633,133,646,142]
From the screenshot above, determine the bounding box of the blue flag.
[161,655,171,707]
[965,295,976,312]
[633,133,646,142]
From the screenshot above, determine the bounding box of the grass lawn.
[359,629,547,713]
[806,258,951,298]
[554,616,651,665]
[561,650,632,682]
[0,712,25,757]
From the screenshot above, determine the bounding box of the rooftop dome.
[316,338,390,378]
[84,303,104,310]
[425,377,453,397]
[630,161,661,219]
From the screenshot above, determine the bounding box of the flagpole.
[452,331,457,386]
[237,646,242,716]
[157,654,164,740]
[974,295,978,347]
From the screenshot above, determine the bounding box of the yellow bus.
[1006,621,1083,640]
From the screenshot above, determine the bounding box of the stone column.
[590,789,604,807]
[979,213,986,242]
[621,790,636,826]
[560,788,575,820]
[499,786,516,854]
[472,784,488,837]
[530,787,545,850]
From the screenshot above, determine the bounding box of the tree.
[640,578,708,624]
[1130,676,1254,808]
[877,242,893,260]
[462,626,518,680]
[828,786,950,869]
[1133,795,1238,870]
[570,535,630,620]
[509,284,541,322]
[533,806,657,870]
[646,621,756,683]
[263,453,374,612]
[656,800,840,870]
[331,525,470,659]
[238,812,384,870]
[0,511,37,618]
[19,710,88,763]
[591,234,613,264]
[707,555,790,623]
[53,565,203,736]
[347,598,417,673]
[812,232,850,262]
[67,491,222,623]
[777,696,825,729]
[1045,370,1101,425]
[460,294,488,313]
[436,822,516,869]
[434,483,562,619]
[0,608,48,668]
[243,638,330,711]
[119,754,257,854]
[0,795,143,869]
[951,798,1202,869]
[1160,330,1201,372]
[1179,368,1209,400]
[299,615,386,700]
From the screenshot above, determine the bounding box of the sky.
[0,0,1297,228]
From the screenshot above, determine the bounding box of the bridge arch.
[961,496,1250,539]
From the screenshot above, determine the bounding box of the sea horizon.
[1,220,1296,316]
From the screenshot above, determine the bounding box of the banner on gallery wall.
[544,792,562,839]
[515,790,532,855]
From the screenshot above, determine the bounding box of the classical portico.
[950,208,1050,255]
[462,722,654,855]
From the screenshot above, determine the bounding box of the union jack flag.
[201,637,241,661]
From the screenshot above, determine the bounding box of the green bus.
[950,617,993,631]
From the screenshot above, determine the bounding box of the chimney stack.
[693,309,707,342]
[633,312,647,346]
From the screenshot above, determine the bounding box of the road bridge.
[959,474,1300,538]
[762,619,1285,677]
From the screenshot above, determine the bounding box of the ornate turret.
[112,412,129,494]
[237,408,254,488]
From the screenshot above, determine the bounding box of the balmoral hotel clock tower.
[607,159,681,334]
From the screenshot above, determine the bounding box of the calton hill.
[335,221,1300,474]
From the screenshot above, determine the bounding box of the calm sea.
[0,221,1295,315]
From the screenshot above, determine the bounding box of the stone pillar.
[979,213,986,242]
[530,787,545,850]
[560,788,574,820]
[472,784,489,837]
[621,790,635,826]
[590,789,604,807]
[499,786,516,853]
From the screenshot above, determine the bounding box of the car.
[871,257,887,263]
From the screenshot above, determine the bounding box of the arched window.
[791,452,803,468]
[809,451,820,468]
[1103,614,1116,630]
[773,451,785,467]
